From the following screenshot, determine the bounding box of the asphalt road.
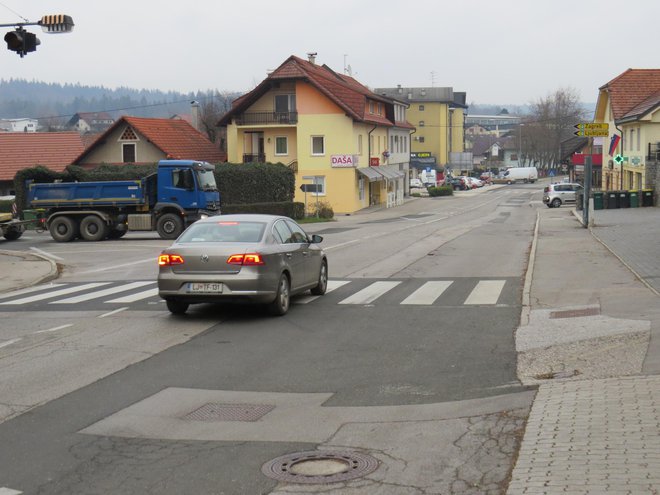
[0,183,541,494]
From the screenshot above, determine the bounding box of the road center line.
[78,258,155,274]
[0,338,22,349]
[98,307,129,318]
[34,324,74,334]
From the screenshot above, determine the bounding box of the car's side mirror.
[310,234,323,244]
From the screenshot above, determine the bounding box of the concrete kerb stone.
[0,249,59,293]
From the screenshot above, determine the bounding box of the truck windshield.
[196,169,218,192]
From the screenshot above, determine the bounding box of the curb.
[0,249,60,292]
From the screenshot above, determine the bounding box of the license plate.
[187,282,224,293]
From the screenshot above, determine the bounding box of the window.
[275,136,288,155]
[637,127,641,151]
[358,134,363,155]
[285,219,309,243]
[419,105,425,111]
[377,103,382,115]
[273,220,293,244]
[122,143,136,162]
[369,101,375,114]
[275,94,296,112]
[311,136,325,155]
[419,136,425,143]
[419,121,425,127]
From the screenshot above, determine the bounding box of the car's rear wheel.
[166,299,189,315]
[551,198,562,208]
[311,260,328,296]
[268,274,290,316]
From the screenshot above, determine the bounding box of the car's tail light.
[226,253,264,266]
[158,254,184,266]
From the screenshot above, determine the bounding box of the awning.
[356,167,383,182]
[376,166,404,180]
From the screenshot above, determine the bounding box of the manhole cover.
[261,450,379,484]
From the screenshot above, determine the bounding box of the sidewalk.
[508,206,660,494]
[0,249,58,293]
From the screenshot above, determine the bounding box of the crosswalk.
[0,278,515,310]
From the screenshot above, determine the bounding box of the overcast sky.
[2,0,658,106]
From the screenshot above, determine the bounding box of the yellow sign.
[576,123,609,131]
[575,129,609,137]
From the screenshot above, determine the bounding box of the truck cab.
[155,160,220,213]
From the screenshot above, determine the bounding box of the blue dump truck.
[27,160,220,242]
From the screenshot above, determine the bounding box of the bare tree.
[196,90,239,144]
[521,88,587,171]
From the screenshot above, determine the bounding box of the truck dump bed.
[28,180,146,208]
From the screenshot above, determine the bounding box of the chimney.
[190,100,200,131]
[397,84,402,94]
[307,52,317,64]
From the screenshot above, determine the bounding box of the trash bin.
[642,189,654,207]
[606,191,619,209]
[629,190,639,208]
[576,191,583,210]
[593,191,604,210]
[618,190,630,208]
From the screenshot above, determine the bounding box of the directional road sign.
[574,122,609,137]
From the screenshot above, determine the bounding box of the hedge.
[221,201,305,219]
[12,161,296,213]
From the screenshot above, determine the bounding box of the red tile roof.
[600,69,660,120]
[219,55,393,127]
[74,117,226,164]
[0,132,84,181]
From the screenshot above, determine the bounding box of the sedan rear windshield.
[179,221,266,243]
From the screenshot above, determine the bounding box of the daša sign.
[331,154,356,168]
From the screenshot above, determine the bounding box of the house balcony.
[235,111,298,126]
[243,153,266,163]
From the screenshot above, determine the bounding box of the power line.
[0,1,28,22]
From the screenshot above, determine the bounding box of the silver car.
[157,214,328,316]
[543,182,583,208]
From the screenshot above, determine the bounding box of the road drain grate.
[182,403,274,422]
[261,450,379,484]
[550,307,600,319]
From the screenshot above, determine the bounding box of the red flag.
[609,134,621,156]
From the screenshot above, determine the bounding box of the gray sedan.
[157,214,328,316]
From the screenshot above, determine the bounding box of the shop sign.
[331,154,357,168]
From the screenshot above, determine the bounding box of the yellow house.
[594,69,660,191]
[218,54,413,215]
[375,86,468,173]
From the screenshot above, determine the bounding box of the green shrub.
[427,185,453,197]
[306,200,334,219]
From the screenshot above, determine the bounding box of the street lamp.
[519,123,524,166]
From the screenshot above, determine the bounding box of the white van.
[502,167,538,184]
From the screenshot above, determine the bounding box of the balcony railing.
[647,142,660,162]
[235,111,298,126]
[243,153,266,163]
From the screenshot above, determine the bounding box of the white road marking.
[34,324,73,334]
[401,281,453,305]
[98,307,129,318]
[77,258,155,274]
[0,283,65,300]
[338,281,401,305]
[0,282,111,305]
[295,280,351,304]
[0,338,22,349]
[0,487,23,495]
[464,280,506,305]
[50,281,154,304]
[106,287,158,303]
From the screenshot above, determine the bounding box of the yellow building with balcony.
[218,54,414,214]
[594,69,660,191]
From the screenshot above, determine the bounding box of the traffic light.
[4,27,40,57]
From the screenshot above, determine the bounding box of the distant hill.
[0,79,242,126]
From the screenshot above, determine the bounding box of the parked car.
[410,178,424,188]
[450,177,469,190]
[466,177,483,188]
[157,214,328,316]
[543,183,584,208]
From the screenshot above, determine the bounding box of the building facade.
[594,69,660,191]
[219,54,414,214]
[375,86,467,173]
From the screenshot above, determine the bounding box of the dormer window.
[369,101,375,114]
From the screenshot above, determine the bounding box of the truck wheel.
[3,228,22,241]
[157,213,184,239]
[80,215,108,242]
[49,216,78,242]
